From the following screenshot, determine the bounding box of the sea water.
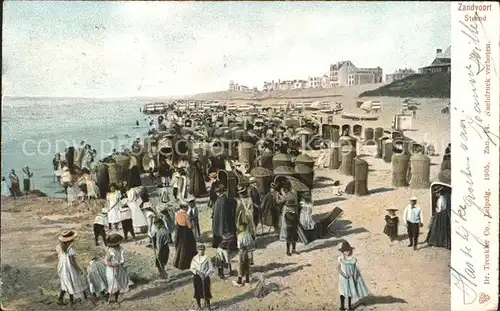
[1,97,154,198]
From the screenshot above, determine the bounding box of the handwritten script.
[451,11,499,306]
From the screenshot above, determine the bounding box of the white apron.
[127,188,147,228]
[107,192,122,224]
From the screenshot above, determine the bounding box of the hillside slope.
[359,73,450,98]
[185,84,383,101]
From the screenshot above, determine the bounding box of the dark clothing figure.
[248,185,261,226]
[425,194,451,249]
[128,165,142,188]
[120,205,135,240]
[190,249,213,310]
[66,147,75,172]
[93,224,107,246]
[121,219,135,240]
[173,210,198,270]
[277,191,300,255]
[149,167,157,183]
[383,215,399,241]
[189,160,207,197]
[261,192,280,232]
[188,202,201,241]
[193,275,211,302]
[443,144,451,161]
[425,208,451,249]
[212,192,229,248]
[153,226,170,277]
[208,181,219,210]
[284,212,299,244]
[407,222,420,248]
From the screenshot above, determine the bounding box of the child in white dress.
[107,185,122,230]
[105,234,131,304]
[56,231,88,306]
[337,241,369,311]
[87,256,108,299]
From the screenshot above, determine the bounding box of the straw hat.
[338,241,354,252]
[179,200,189,207]
[410,196,417,201]
[101,208,108,214]
[58,230,77,243]
[386,208,398,212]
[106,233,124,247]
[248,176,256,183]
[186,195,195,203]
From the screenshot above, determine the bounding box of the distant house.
[228,81,254,93]
[307,76,323,88]
[418,48,451,74]
[293,80,308,89]
[386,68,416,84]
[329,61,383,87]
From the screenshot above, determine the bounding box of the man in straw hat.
[233,222,255,287]
[235,184,256,239]
[142,201,158,243]
[403,196,423,250]
[337,241,369,311]
[93,208,109,246]
[190,244,213,310]
[152,217,170,279]
[55,230,88,306]
[247,176,262,228]
[105,233,131,304]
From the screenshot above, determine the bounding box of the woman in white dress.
[299,191,316,230]
[126,187,148,232]
[56,231,88,306]
[107,185,122,230]
[79,169,99,200]
[105,234,131,304]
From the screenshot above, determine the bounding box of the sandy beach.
[0,90,451,311]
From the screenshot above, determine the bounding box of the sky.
[2,1,451,98]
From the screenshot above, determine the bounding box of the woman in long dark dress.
[128,163,142,188]
[66,147,75,172]
[261,183,279,233]
[276,182,300,256]
[173,202,198,270]
[189,159,207,198]
[425,188,451,249]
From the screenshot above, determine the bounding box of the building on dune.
[329,61,383,87]
[418,48,451,74]
[385,68,416,84]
